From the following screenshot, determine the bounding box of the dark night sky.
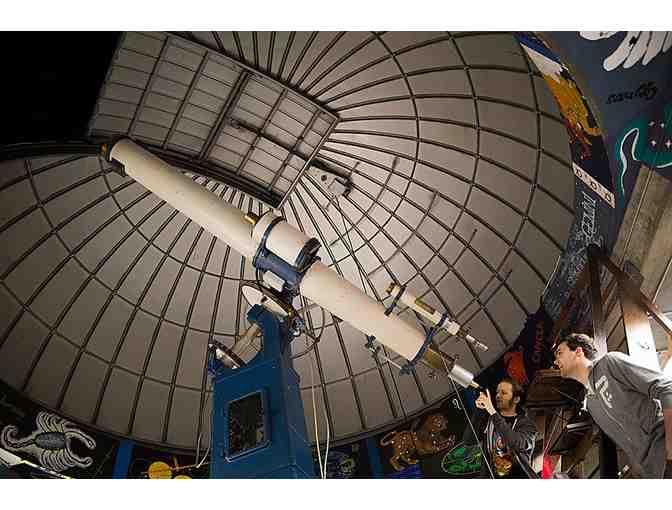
[2,32,120,146]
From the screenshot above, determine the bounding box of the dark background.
[1,32,120,146]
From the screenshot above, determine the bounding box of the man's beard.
[497,398,514,412]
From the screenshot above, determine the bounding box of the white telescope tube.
[300,265,479,387]
[299,262,425,361]
[252,212,312,267]
[387,283,489,352]
[109,139,257,260]
[107,140,478,387]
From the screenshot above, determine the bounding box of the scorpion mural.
[1,411,96,472]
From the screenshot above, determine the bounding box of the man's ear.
[513,396,521,405]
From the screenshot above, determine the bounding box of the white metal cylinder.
[300,262,425,360]
[447,363,475,388]
[252,212,312,267]
[387,283,460,336]
[233,323,262,357]
[109,139,257,259]
[263,271,285,292]
[251,212,277,245]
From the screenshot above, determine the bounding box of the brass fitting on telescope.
[244,212,260,226]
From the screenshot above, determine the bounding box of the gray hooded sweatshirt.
[585,352,672,478]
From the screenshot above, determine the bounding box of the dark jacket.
[463,409,538,478]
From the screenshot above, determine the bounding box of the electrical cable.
[290,332,320,359]
[542,408,565,459]
[195,381,213,464]
[195,385,214,469]
[441,354,495,479]
[139,460,212,478]
[538,409,580,478]
[335,197,371,297]
[334,193,492,477]
[195,412,202,464]
[299,288,331,479]
[252,221,330,477]
[308,339,324,478]
[541,254,562,302]
[254,263,326,361]
[551,387,586,409]
[333,196,409,422]
[92,445,116,478]
[323,398,330,479]
[387,359,409,423]
[291,299,327,360]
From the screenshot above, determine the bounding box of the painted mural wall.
[0,379,118,478]
[513,33,616,324]
[374,390,481,478]
[0,379,209,478]
[127,443,209,479]
[545,31,672,208]
[514,32,672,323]
[311,439,373,478]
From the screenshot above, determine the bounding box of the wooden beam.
[589,244,672,337]
[619,281,659,370]
[562,427,598,473]
[587,245,607,355]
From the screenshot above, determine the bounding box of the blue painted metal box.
[208,305,314,478]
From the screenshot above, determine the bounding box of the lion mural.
[379,413,456,471]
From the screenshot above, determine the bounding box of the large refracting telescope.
[103,138,483,389]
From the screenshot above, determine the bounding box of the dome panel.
[5,236,68,302]
[87,297,133,361]
[0,312,48,389]
[456,33,528,69]
[132,379,169,442]
[476,160,532,211]
[31,259,87,325]
[176,330,209,389]
[408,69,472,96]
[0,158,27,188]
[356,370,395,428]
[62,353,108,422]
[380,32,447,52]
[97,368,138,434]
[529,188,575,245]
[0,179,34,226]
[145,321,183,383]
[167,387,200,447]
[517,221,563,280]
[397,40,462,71]
[117,311,159,373]
[25,336,75,407]
[471,68,535,107]
[0,210,51,276]
[383,365,424,417]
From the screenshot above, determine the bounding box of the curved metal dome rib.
[0,31,575,449]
